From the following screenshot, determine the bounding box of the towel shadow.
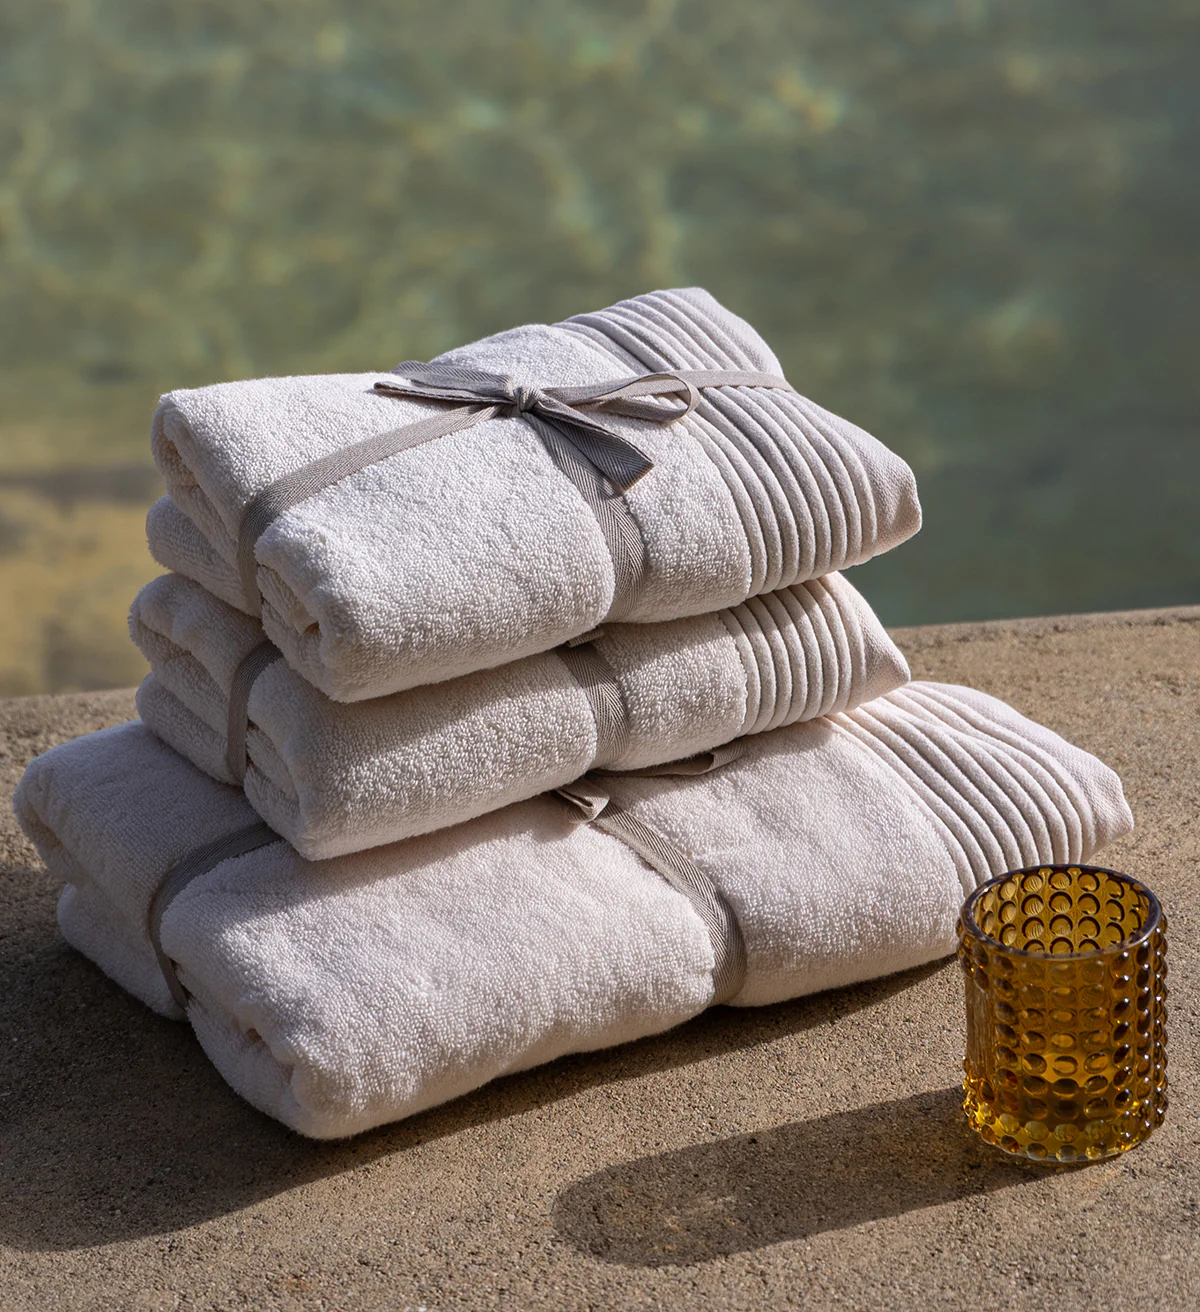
[1,859,947,1251]
[553,1087,1042,1267]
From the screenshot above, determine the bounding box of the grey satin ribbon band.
[225,639,284,784]
[147,821,281,1010]
[235,365,793,616]
[532,422,647,622]
[556,745,749,1006]
[555,640,629,766]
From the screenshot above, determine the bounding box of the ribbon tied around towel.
[147,743,749,1017]
[236,363,793,618]
[555,743,749,1007]
[223,630,630,788]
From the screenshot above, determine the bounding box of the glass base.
[962,1080,1164,1163]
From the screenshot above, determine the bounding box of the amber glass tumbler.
[958,864,1167,1162]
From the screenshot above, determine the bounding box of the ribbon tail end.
[606,459,655,496]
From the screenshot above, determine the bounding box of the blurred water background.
[0,0,1196,695]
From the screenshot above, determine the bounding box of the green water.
[1,0,1197,694]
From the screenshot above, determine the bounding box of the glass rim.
[961,862,1162,961]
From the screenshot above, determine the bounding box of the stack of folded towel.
[15,287,1133,1138]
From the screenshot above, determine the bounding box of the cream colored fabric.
[148,287,920,701]
[129,570,910,859]
[15,683,1132,1139]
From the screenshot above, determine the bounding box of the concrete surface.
[1,606,1198,1311]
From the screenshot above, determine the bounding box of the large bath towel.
[148,287,920,701]
[15,683,1131,1139]
[129,570,910,860]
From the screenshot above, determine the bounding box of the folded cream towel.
[129,570,910,859]
[15,683,1131,1138]
[148,287,920,701]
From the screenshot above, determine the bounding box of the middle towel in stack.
[130,569,909,859]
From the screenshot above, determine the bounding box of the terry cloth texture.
[15,683,1132,1139]
[129,570,910,860]
[147,286,920,701]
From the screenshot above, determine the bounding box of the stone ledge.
[893,601,1200,647]
[2,607,1198,1310]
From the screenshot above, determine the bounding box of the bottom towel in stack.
[15,682,1132,1138]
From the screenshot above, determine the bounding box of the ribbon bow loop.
[554,371,702,425]
[379,363,523,410]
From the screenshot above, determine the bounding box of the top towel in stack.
[147,287,920,702]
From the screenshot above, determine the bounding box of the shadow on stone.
[552,1086,1038,1266]
[0,858,946,1251]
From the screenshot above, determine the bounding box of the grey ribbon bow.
[374,362,709,494]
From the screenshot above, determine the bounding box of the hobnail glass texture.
[958,864,1167,1163]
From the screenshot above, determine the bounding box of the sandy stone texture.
[1,608,1198,1310]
